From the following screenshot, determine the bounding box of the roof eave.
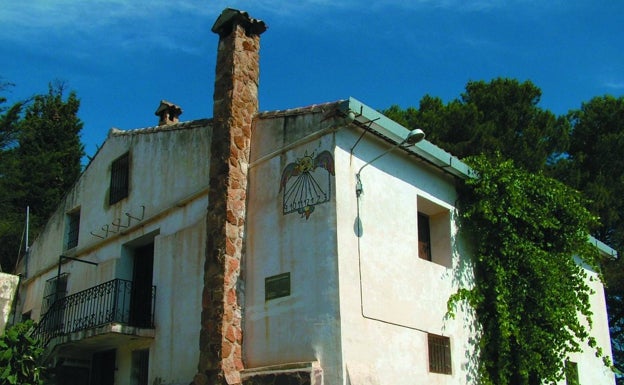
[589,236,619,259]
[339,97,618,259]
[339,97,473,179]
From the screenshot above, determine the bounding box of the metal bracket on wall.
[89,205,146,240]
[349,106,380,155]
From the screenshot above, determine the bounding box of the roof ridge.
[108,118,212,138]
[257,100,345,119]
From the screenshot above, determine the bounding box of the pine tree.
[384,78,570,172]
[0,82,25,272]
[0,82,84,272]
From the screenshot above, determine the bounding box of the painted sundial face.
[279,150,335,220]
[296,155,314,173]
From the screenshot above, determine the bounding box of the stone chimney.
[154,100,182,126]
[194,8,266,385]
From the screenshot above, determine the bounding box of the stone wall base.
[241,362,323,385]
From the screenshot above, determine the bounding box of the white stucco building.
[11,8,616,385]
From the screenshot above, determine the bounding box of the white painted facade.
[17,121,212,385]
[245,104,476,385]
[9,9,615,384]
[559,261,616,385]
[243,100,616,385]
[13,97,616,385]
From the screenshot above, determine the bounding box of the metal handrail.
[32,278,156,346]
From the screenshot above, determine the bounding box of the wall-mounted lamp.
[345,110,356,124]
[355,128,425,197]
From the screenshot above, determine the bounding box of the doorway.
[90,349,116,385]
[130,243,154,328]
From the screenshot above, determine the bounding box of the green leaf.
[448,154,606,384]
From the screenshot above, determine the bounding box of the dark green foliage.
[0,82,84,272]
[13,83,84,231]
[0,83,25,273]
[449,155,605,385]
[385,78,569,172]
[0,320,46,385]
[553,95,624,251]
[552,95,624,382]
[0,82,23,151]
[386,80,623,383]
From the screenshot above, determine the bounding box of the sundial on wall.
[279,150,335,220]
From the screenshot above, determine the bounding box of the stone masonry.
[193,9,266,385]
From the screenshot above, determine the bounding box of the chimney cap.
[155,100,183,117]
[212,8,267,37]
[155,100,183,126]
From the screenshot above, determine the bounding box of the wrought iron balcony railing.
[33,278,156,346]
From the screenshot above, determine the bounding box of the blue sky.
[1,1,623,159]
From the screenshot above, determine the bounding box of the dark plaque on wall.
[265,272,291,301]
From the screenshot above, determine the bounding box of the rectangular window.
[428,333,452,375]
[417,196,452,267]
[131,349,149,385]
[109,152,130,204]
[565,361,579,385]
[42,273,68,314]
[66,210,80,249]
[418,212,432,261]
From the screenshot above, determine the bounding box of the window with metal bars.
[109,152,130,205]
[131,349,149,385]
[428,333,452,374]
[66,210,80,249]
[42,273,68,314]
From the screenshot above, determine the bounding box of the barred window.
[109,152,130,204]
[131,349,149,385]
[42,273,68,314]
[428,333,452,374]
[565,361,579,385]
[66,210,80,249]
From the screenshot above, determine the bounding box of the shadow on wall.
[447,209,480,385]
[346,363,380,385]
[354,216,363,238]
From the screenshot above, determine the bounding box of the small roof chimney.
[155,100,183,126]
[211,8,267,37]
